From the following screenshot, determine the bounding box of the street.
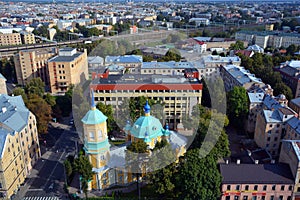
[14,118,79,200]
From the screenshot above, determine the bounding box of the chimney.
[237,159,240,165]
[255,160,259,164]
[1,107,7,113]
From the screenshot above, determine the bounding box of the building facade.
[14,48,57,86]
[20,31,36,45]
[0,73,7,95]
[48,48,88,94]
[220,163,294,200]
[0,33,21,46]
[0,94,40,199]
[90,74,202,130]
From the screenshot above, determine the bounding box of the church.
[81,93,187,190]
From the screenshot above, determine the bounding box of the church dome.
[81,108,107,125]
[130,115,164,140]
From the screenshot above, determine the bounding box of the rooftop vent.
[1,107,7,113]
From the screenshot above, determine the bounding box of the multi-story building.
[0,32,21,46]
[236,31,300,48]
[20,31,36,45]
[220,64,264,92]
[0,73,7,95]
[14,48,57,86]
[289,97,300,117]
[0,94,40,199]
[254,99,295,157]
[280,140,300,200]
[90,74,202,129]
[247,92,264,135]
[48,48,88,94]
[275,60,300,98]
[105,55,143,68]
[220,163,294,200]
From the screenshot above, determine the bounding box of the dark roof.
[220,163,294,184]
[48,52,82,62]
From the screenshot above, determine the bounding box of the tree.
[44,93,56,107]
[96,102,117,133]
[64,159,73,184]
[286,44,298,55]
[227,86,249,127]
[73,154,94,199]
[174,149,222,199]
[25,78,45,97]
[0,57,16,82]
[229,40,245,50]
[26,95,51,134]
[13,87,27,103]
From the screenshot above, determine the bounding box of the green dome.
[130,115,164,140]
[81,108,107,125]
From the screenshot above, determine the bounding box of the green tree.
[229,40,245,50]
[64,159,73,184]
[96,102,117,133]
[174,149,222,199]
[13,87,27,103]
[73,154,94,199]
[0,57,16,82]
[26,95,52,134]
[44,93,56,107]
[227,86,249,127]
[25,78,45,97]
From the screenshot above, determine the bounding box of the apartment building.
[220,163,294,200]
[48,48,88,94]
[289,97,300,116]
[14,48,57,86]
[247,92,264,135]
[220,65,264,92]
[0,33,21,46]
[0,73,7,95]
[280,140,300,200]
[275,60,300,98]
[20,31,36,45]
[104,55,143,68]
[0,94,40,199]
[236,31,300,48]
[90,74,202,130]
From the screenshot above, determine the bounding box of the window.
[98,130,102,139]
[254,185,258,190]
[297,187,300,192]
[287,196,292,200]
[279,196,283,200]
[272,185,276,190]
[236,185,240,190]
[234,196,239,200]
[281,185,285,191]
[89,132,94,140]
[261,197,265,200]
[226,197,230,200]
[245,185,249,190]
[243,196,248,200]
[270,196,274,200]
[227,185,231,190]
[263,185,267,191]
[252,197,257,200]
[288,185,293,191]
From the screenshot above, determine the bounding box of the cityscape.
[1,0,300,200]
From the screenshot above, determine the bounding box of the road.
[13,119,79,200]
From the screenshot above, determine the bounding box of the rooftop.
[248,92,264,103]
[223,65,262,86]
[220,163,294,184]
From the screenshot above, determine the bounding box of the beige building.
[90,74,202,130]
[20,31,36,45]
[48,48,88,94]
[0,73,7,95]
[0,94,40,199]
[14,48,57,86]
[0,33,21,46]
[254,106,295,157]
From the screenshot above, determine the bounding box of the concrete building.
[247,92,264,135]
[90,74,202,130]
[20,31,35,45]
[275,60,300,98]
[0,94,40,199]
[280,141,300,200]
[289,97,300,117]
[0,73,7,95]
[220,163,294,200]
[105,55,143,68]
[220,65,264,92]
[14,48,57,86]
[188,18,210,26]
[254,95,296,157]
[48,48,88,94]
[0,32,21,46]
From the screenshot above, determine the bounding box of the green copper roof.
[81,108,107,125]
[130,115,164,140]
[84,138,110,154]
